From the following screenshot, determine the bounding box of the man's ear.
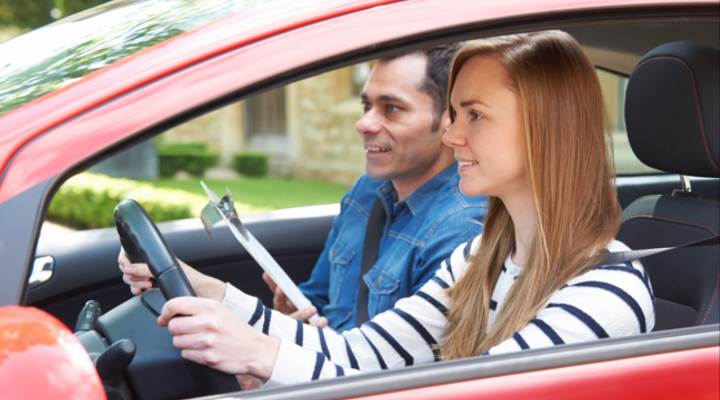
[439,109,451,134]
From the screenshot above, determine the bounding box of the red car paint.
[348,347,720,400]
[0,306,106,400]
[0,0,717,399]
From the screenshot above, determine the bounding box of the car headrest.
[625,41,719,178]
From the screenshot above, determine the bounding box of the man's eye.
[361,101,371,112]
[386,104,399,113]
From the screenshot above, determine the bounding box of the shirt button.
[508,265,517,275]
[332,249,338,257]
[375,278,382,286]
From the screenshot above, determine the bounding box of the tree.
[0,0,109,30]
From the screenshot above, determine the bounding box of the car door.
[0,1,717,398]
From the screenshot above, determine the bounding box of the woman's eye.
[470,111,483,121]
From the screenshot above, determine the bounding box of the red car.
[0,0,718,399]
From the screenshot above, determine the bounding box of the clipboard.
[198,182,318,322]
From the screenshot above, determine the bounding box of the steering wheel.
[114,199,197,300]
[77,199,241,400]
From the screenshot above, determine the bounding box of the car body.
[0,0,718,399]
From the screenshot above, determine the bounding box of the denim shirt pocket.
[363,267,400,316]
[328,239,356,304]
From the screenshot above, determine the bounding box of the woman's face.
[443,55,528,201]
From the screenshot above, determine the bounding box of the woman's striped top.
[222,236,655,388]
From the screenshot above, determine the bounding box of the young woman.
[119,30,654,387]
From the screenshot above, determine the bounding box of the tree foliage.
[0,0,110,30]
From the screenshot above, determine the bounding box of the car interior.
[23,12,719,400]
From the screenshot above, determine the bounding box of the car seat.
[617,41,719,331]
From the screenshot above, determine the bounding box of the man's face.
[356,54,445,182]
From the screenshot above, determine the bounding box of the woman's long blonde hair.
[440,31,622,360]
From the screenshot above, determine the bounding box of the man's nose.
[355,110,382,136]
[442,121,466,148]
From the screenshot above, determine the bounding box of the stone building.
[160,62,374,186]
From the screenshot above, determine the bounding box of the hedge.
[47,173,260,229]
[232,152,269,177]
[157,142,219,177]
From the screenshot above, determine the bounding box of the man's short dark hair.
[380,43,464,131]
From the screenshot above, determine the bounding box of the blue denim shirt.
[299,164,488,332]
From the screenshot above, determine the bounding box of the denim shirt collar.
[375,163,458,217]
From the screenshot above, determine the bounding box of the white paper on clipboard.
[198,181,317,322]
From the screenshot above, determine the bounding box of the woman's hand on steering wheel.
[158,296,281,380]
[118,247,226,301]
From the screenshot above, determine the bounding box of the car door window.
[41,62,373,236]
[596,68,660,176]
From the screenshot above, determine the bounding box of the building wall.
[286,66,366,187]
[159,66,367,185]
[162,101,246,167]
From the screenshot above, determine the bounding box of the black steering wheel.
[114,199,197,300]
[90,199,242,400]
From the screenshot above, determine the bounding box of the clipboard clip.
[199,181,249,241]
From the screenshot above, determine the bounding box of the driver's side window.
[41,62,375,237]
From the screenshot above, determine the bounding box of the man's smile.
[365,146,391,154]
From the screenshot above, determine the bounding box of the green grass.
[147,177,350,211]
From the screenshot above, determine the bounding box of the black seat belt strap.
[356,196,387,327]
[599,235,719,266]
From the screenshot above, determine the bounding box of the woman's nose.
[442,121,466,148]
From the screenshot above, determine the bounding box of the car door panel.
[222,326,719,400]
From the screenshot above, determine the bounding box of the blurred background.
[1,0,109,38]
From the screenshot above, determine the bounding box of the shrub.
[232,152,269,177]
[157,142,219,177]
[48,173,210,229]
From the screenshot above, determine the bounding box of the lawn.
[148,177,350,211]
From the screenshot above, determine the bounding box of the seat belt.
[599,235,719,266]
[356,196,388,327]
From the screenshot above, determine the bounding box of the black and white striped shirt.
[222,236,655,387]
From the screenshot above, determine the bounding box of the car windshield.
[0,0,277,117]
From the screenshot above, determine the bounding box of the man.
[265,44,488,332]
